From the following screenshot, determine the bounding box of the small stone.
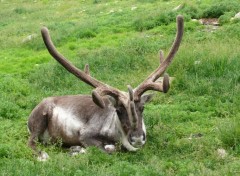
[22,34,37,43]
[234,12,240,19]
[191,19,199,23]
[69,146,86,156]
[37,151,49,162]
[194,61,201,65]
[104,144,116,153]
[109,9,114,13]
[188,133,203,139]
[217,148,227,158]
[173,4,183,11]
[231,12,240,21]
[131,6,137,11]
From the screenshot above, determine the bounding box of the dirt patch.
[199,18,219,26]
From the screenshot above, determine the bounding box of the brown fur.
[28,94,151,155]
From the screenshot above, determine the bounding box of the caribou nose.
[135,140,143,146]
[132,141,143,148]
[130,135,145,147]
[135,138,142,144]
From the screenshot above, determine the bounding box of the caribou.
[28,15,184,161]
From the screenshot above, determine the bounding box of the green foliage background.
[0,0,240,175]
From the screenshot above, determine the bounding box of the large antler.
[41,27,127,109]
[133,15,184,101]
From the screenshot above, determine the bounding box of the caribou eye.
[116,109,121,114]
[129,134,134,142]
[116,107,124,115]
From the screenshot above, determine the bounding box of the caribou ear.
[140,93,155,104]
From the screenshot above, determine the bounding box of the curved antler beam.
[41,27,129,109]
[133,15,184,101]
[41,27,103,88]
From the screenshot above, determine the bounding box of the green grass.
[1,0,240,175]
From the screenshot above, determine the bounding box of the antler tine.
[41,27,126,108]
[130,102,138,129]
[159,50,164,64]
[159,50,170,93]
[84,64,90,75]
[128,85,134,101]
[133,15,184,100]
[128,85,138,129]
[163,74,170,93]
[41,27,101,88]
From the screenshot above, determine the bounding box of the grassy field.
[0,0,240,175]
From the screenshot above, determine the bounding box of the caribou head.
[28,15,183,161]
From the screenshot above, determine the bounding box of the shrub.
[133,11,178,32]
[218,116,240,153]
[133,17,156,31]
[201,1,240,18]
[93,0,101,4]
[219,12,235,24]
[76,29,97,39]
[155,11,176,26]
[133,3,200,32]
[179,3,200,19]
[14,8,29,14]
[216,22,240,38]
[0,144,9,158]
[0,100,21,119]
[0,76,31,119]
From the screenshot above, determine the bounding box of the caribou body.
[28,16,184,160]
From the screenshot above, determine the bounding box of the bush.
[0,76,31,119]
[202,1,240,18]
[93,0,101,4]
[218,116,240,153]
[133,11,178,32]
[133,17,156,31]
[133,3,200,32]
[219,12,235,24]
[0,144,9,158]
[14,8,29,14]
[179,3,200,19]
[76,29,97,39]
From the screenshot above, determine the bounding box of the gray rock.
[22,34,37,43]
[234,12,240,19]
[172,4,183,11]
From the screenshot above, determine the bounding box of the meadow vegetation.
[0,0,240,175]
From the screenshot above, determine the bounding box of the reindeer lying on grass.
[28,15,184,161]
